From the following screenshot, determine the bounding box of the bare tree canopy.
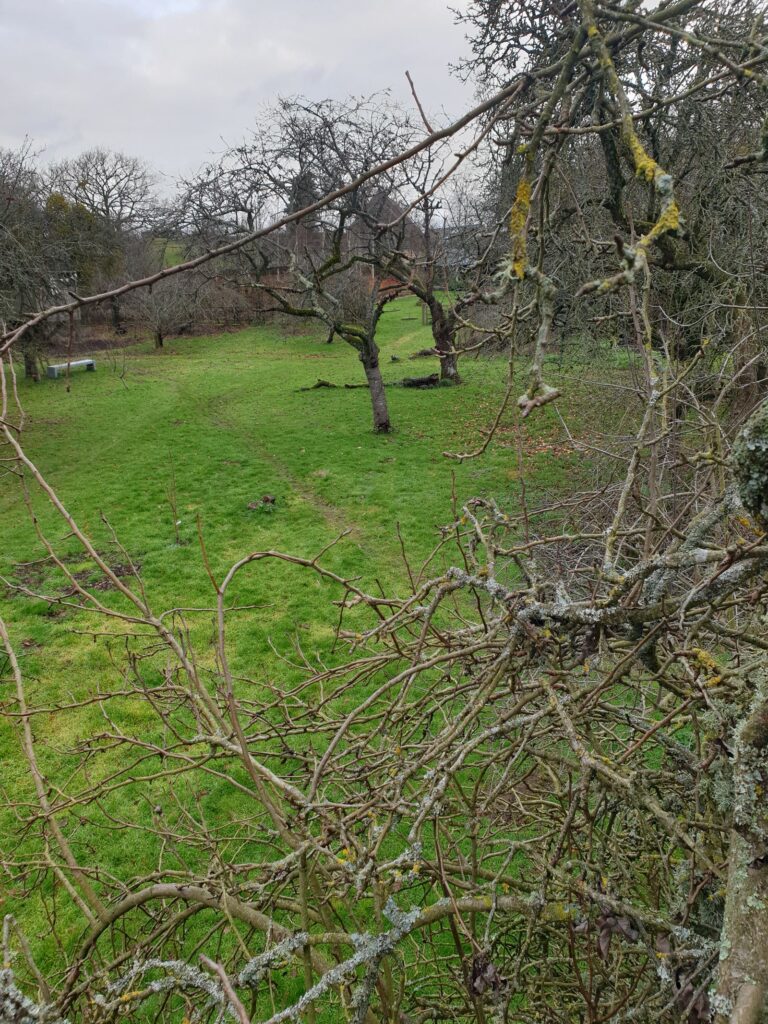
[48,147,158,232]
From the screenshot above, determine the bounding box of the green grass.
[1,298,599,670]
[0,295,623,993]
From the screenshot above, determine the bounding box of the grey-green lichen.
[107,958,231,1017]
[0,968,67,1024]
[730,672,768,847]
[238,899,421,1024]
[733,400,768,527]
[708,991,734,1017]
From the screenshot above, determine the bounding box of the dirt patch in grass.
[6,553,141,599]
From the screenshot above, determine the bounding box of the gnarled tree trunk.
[715,683,768,1023]
[715,827,768,1024]
[429,299,460,384]
[110,295,125,335]
[22,346,39,382]
[360,343,391,433]
[715,406,768,1023]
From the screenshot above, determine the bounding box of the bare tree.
[0,144,106,379]
[179,96,429,432]
[0,142,49,378]
[123,265,249,347]
[47,148,160,334]
[47,147,157,232]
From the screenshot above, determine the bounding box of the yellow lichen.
[548,902,572,921]
[508,176,532,279]
[691,647,719,673]
[642,200,681,247]
[691,648,724,689]
[657,200,680,231]
[626,129,659,183]
[736,513,763,535]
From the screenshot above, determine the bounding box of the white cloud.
[0,0,473,183]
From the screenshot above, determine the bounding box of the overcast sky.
[1,0,474,186]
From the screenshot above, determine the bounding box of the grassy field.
[0,298,606,677]
[0,296,625,988]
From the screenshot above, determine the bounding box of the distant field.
[152,236,187,266]
[0,296,628,982]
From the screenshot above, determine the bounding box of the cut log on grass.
[297,379,338,391]
[298,373,441,393]
[400,373,440,388]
